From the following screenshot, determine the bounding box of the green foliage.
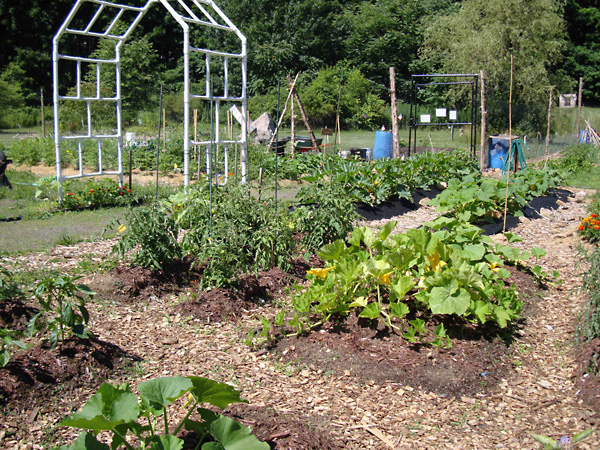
[429,175,527,224]
[0,327,26,367]
[420,0,566,131]
[0,264,23,302]
[174,184,295,289]
[292,182,359,257]
[56,375,269,450]
[550,144,597,174]
[6,136,55,166]
[61,180,139,210]
[111,205,182,271]
[267,217,529,344]
[532,428,593,450]
[578,245,600,372]
[28,274,94,350]
[302,150,479,207]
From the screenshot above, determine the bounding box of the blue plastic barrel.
[373,131,393,159]
[488,135,511,169]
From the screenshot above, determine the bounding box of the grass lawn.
[0,206,129,254]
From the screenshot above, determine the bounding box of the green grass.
[0,125,45,147]
[0,207,129,254]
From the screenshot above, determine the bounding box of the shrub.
[551,144,596,174]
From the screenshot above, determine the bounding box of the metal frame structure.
[53,0,248,198]
[408,74,478,157]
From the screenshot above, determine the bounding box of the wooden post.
[292,88,319,150]
[162,108,166,149]
[576,77,583,140]
[268,73,298,150]
[479,70,487,171]
[390,67,400,158]
[545,86,553,166]
[291,81,296,158]
[40,88,46,137]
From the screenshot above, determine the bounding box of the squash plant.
[56,375,269,450]
[263,217,544,346]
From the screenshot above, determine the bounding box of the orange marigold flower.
[592,214,599,218]
[595,225,600,230]
[579,225,585,231]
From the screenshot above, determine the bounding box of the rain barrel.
[373,131,393,159]
[488,135,518,169]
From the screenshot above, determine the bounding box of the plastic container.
[488,135,517,169]
[373,131,393,159]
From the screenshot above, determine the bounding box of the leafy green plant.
[0,327,26,367]
[175,184,295,289]
[28,274,94,349]
[56,375,269,450]
[292,181,359,257]
[429,174,528,224]
[62,179,141,210]
[111,204,183,271]
[532,428,593,449]
[260,217,531,346]
[0,264,22,302]
[550,144,596,174]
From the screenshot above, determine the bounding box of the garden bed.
[1,187,599,449]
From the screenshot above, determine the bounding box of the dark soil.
[574,338,600,414]
[0,336,135,406]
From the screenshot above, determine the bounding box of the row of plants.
[254,217,552,347]
[299,149,480,206]
[428,168,564,224]
[111,182,357,289]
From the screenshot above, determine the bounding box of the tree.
[420,0,566,131]
[561,0,600,105]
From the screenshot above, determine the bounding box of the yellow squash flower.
[307,267,336,279]
[378,271,393,286]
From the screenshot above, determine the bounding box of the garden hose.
[502,139,529,174]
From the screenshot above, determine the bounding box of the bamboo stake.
[292,87,319,150]
[545,86,553,167]
[480,70,487,170]
[194,109,198,176]
[268,73,299,150]
[335,86,342,153]
[503,55,514,233]
[162,108,166,149]
[41,88,46,137]
[291,79,296,158]
[390,67,400,158]
[576,77,583,139]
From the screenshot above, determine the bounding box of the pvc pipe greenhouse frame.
[52,0,248,200]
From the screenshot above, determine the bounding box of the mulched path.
[1,186,599,449]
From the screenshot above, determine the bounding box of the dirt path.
[1,188,599,450]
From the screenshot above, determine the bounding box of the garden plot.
[1,185,599,450]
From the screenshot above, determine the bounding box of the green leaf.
[503,232,523,243]
[138,376,193,412]
[472,300,490,323]
[348,296,368,308]
[531,247,546,258]
[201,443,225,450]
[188,377,247,409]
[378,220,397,241]
[274,310,285,326]
[318,240,345,261]
[390,276,414,299]
[56,431,111,450]
[408,318,426,334]
[427,282,470,316]
[59,383,139,431]
[389,302,409,319]
[386,249,414,271]
[460,244,485,261]
[572,428,594,444]
[402,326,418,342]
[209,415,270,450]
[362,228,379,249]
[359,303,380,320]
[497,268,511,279]
[530,434,557,448]
[148,435,184,450]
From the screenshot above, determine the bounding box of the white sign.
[436,108,447,117]
[449,110,458,121]
[420,114,431,123]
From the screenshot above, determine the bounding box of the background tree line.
[0,0,598,132]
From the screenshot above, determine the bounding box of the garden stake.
[502,55,514,233]
[545,86,553,167]
[155,82,163,201]
[275,78,280,212]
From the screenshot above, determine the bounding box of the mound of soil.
[0,337,135,406]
